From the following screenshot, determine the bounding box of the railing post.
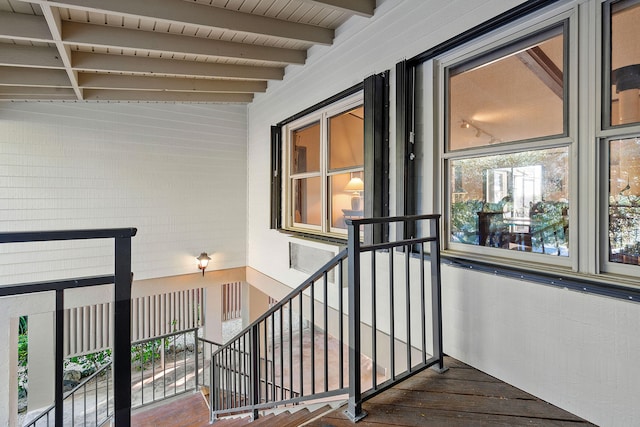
[346,219,366,421]
[430,217,447,373]
[210,356,218,423]
[250,324,260,421]
[54,290,64,427]
[195,334,200,392]
[113,236,132,426]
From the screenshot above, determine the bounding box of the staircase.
[209,215,445,423]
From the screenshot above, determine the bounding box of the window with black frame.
[271,73,389,241]
[444,23,571,258]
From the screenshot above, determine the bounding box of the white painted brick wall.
[246,1,640,426]
[0,102,247,283]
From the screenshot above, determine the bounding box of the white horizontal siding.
[0,102,247,283]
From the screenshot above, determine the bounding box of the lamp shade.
[196,252,211,275]
[344,177,364,192]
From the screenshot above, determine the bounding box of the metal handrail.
[24,361,113,427]
[1,228,136,427]
[209,214,444,422]
[25,328,216,427]
[210,249,348,421]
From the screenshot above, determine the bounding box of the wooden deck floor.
[308,357,593,427]
[131,356,594,427]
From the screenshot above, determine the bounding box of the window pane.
[609,0,640,126]
[291,122,320,174]
[329,106,364,170]
[448,27,564,150]
[330,172,364,229]
[609,137,640,264]
[293,177,321,226]
[450,147,569,256]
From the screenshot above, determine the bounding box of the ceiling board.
[0,0,376,102]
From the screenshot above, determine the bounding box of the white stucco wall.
[0,102,247,283]
[246,1,640,426]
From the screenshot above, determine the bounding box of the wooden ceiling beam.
[299,0,375,17]
[62,21,307,65]
[83,89,253,103]
[0,45,64,69]
[23,0,333,45]
[39,3,83,99]
[72,52,284,81]
[78,74,267,93]
[516,46,563,99]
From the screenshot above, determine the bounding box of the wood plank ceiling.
[0,0,376,103]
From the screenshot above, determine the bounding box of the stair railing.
[24,361,113,427]
[209,214,444,423]
[0,228,136,427]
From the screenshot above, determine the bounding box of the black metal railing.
[209,214,443,422]
[197,337,222,390]
[25,328,221,427]
[0,228,136,427]
[25,362,113,427]
[131,328,203,408]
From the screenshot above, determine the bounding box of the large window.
[604,0,640,271]
[443,21,571,261]
[285,96,365,235]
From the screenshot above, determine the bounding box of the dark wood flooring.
[131,357,595,427]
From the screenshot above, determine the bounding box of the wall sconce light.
[344,176,364,210]
[196,252,211,276]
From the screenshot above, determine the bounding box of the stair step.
[245,413,276,426]
[278,405,332,427]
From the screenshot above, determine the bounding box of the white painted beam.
[78,73,267,93]
[300,0,375,17]
[0,11,53,42]
[25,0,333,45]
[0,67,72,87]
[38,4,83,99]
[72,52,284,81]
[0,45,64,69]
[62,21,307,65]
[82,89,253,103]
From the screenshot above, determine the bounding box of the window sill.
[441,250,640,303]
[277,227,348,246]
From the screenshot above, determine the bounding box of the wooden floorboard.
[129,356,594,427]
[307,356,594,427]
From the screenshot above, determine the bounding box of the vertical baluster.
[288,300,293,398]
[95,371,98,426]
[250,324,260,421]
[323,271,328,393]
[83,383,87,426]
[270,314,275,401]
[279,305,284,400]
[299,293,303,397]
[371,250,377,390]
[405,242,412,372]
[310,280,315,395]
[338,258,344,390]
[389,246,395,380]
[174,336,178,396]
[183,333,187,393]
[263,319,268,401]
[420,242,426,364]
[152,339,156,402]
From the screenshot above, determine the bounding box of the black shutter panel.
[270,125,282,229]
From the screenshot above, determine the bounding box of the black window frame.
[271,72,389,244]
